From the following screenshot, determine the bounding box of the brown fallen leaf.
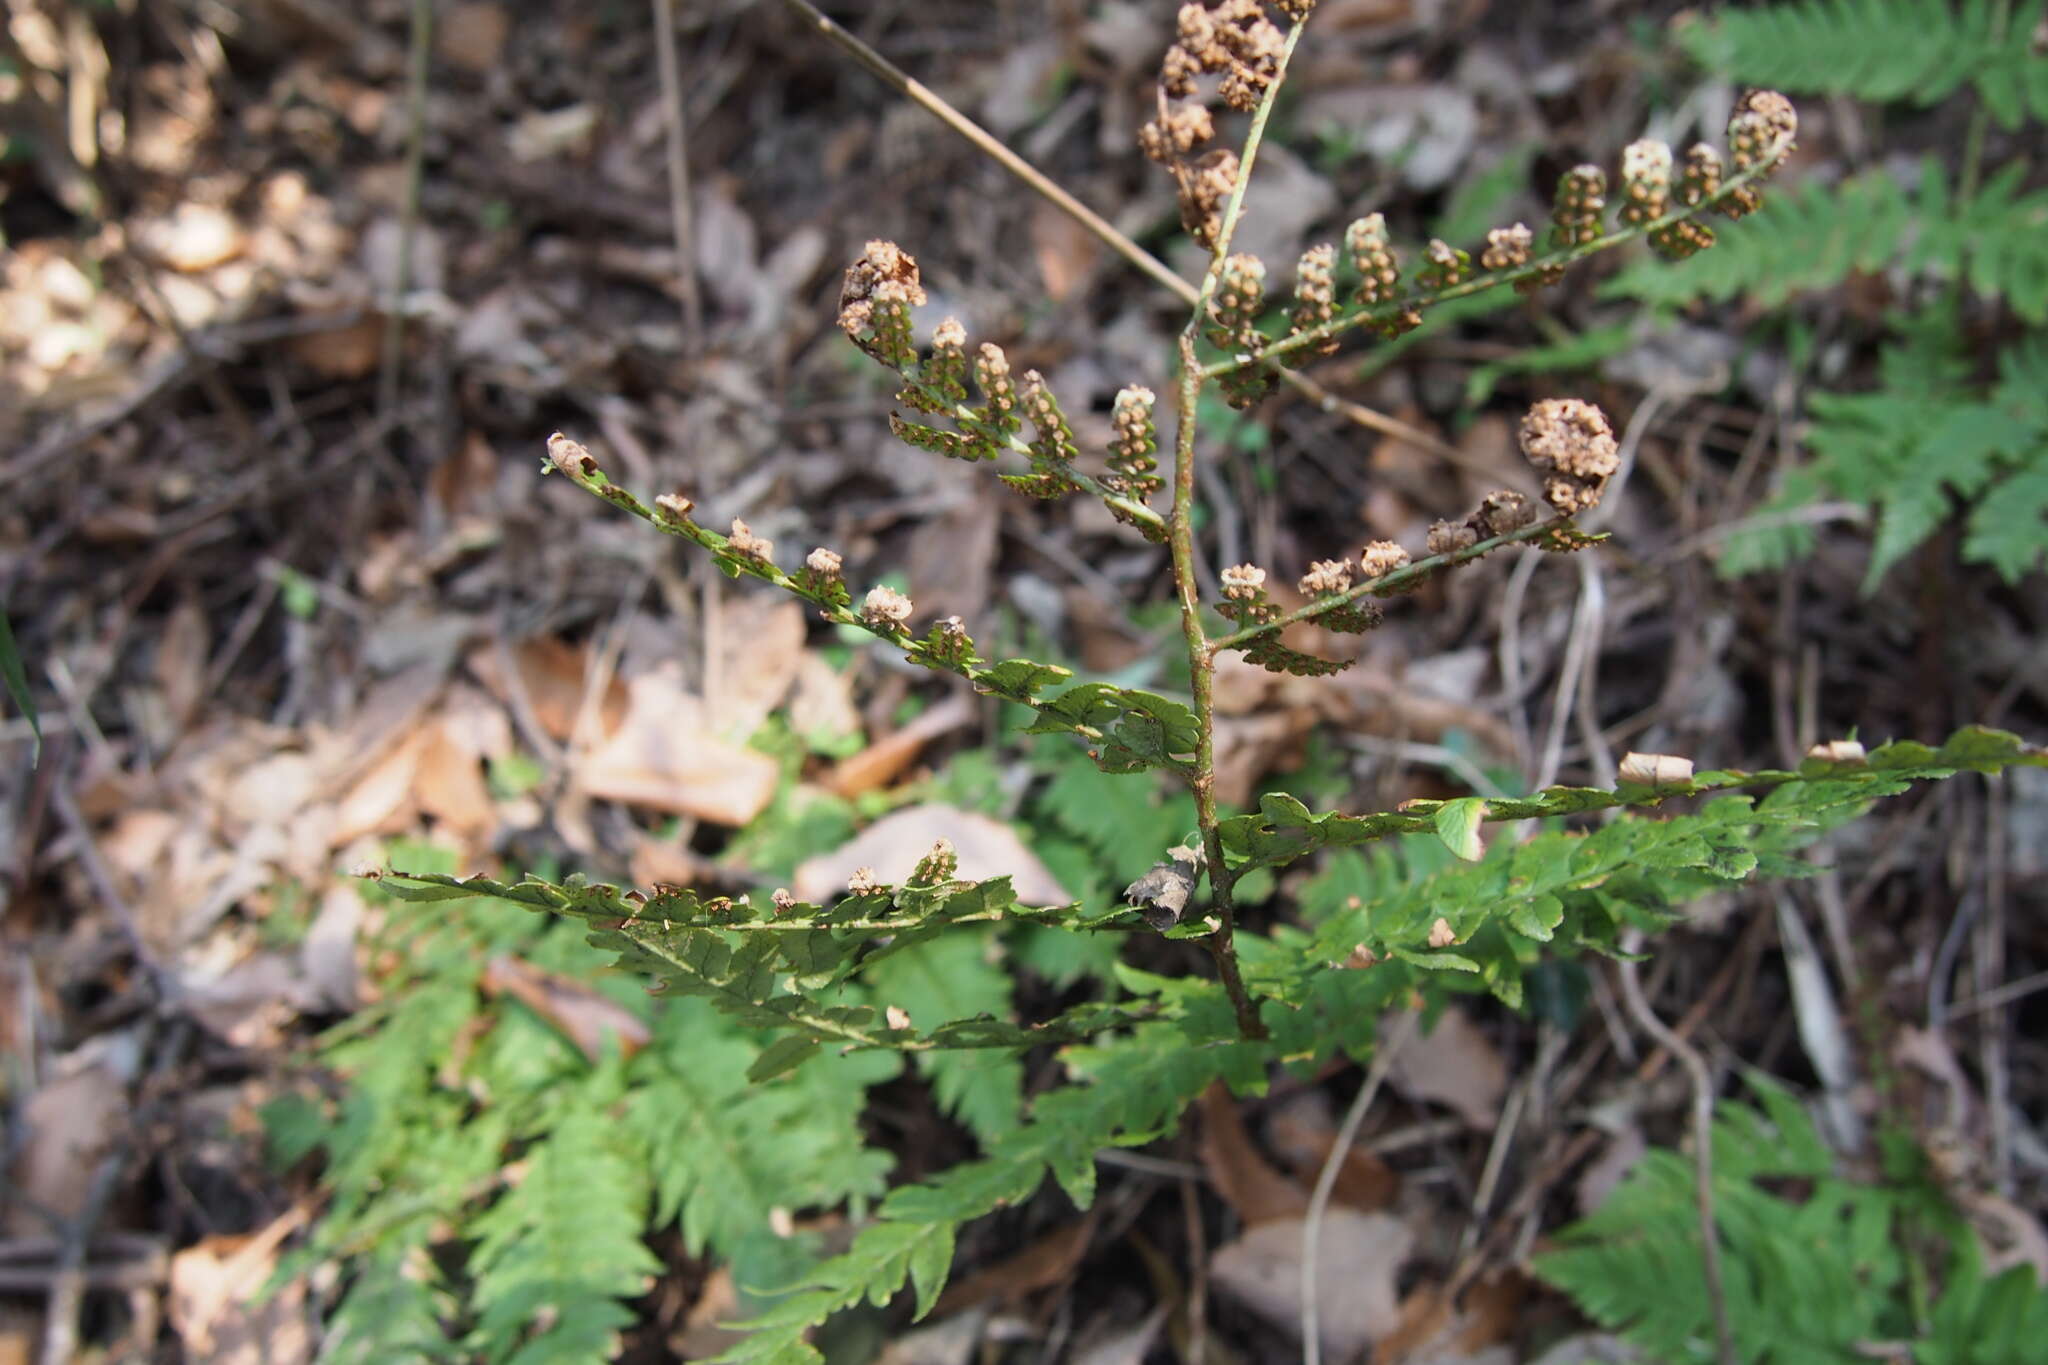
[1031,199,1103,303]
[1209,1208,1413,1358]
[1198,1082,1310,1225]
[414,718,496,839]
[822,693,975,798]
[1381,1007,1507,1131]
[436,1,509,73]
[786,652,863,749]
[329,727,427,846]
[932,1216,1094,1316]
[482,956,650,1063]
[706,594,805,742]
[467,636,626,743]
[5,1032,141,1236]
[168,1204,313,1365]
[1372,1270,1526,1365]
[286,309,382,380]
[576,664,777,826]
[155,594,210,740]
[791,804,1070,906]
[1267,1092,1399,1214]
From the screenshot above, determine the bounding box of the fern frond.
[628,998,896,1289]
[1680,0,2048,129]
[712,1007,1257,1364]
[1728,319,2048,587]
[464,1107,661,1364]
[1239,727,2046,1008]
[1679,0,1998,106]
[864,930,1025,1140]
[1539,1074,2047,1364]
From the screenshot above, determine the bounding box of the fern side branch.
[1203,132,1797,380]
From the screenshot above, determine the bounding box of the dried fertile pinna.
[1520,398,1621,516]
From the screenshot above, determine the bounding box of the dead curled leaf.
[1122,845,1203,931]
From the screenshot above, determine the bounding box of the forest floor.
[2,0,2044,1361]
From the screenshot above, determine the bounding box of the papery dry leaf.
[286,310,382,379]
[905,491,999,626]
[1958,1189,2048,1281]
[436,2,509,73]
[575,665,777,826]
[139,203,244,272]
[99,807,182,887]
[629,835,709,891]
[693,176,762,313]
[183,952,323,1050]
[1209,1208,1412,1357]
[1371,1270,1525,1365]
[1199,1082,1310,1225]
[329,728,427,846]
[428,429,502,525]
[793,803,1069,905]
[466,635,625,743]
[301,883,366,1011]
[433,683,513,763]
[483,956,649,1063]
[5,1032,141,1236]
[1381,1007,1507,1130]
[822,693,975,798]
[314,657,451,790]
[156,594,210,738]
[1031,200,1102,303]
[707,595,805,741]
[168,1205,312,1365]
[786,652,862,749]
[414,720,496,839]
[672,1266,748,1360]
[223,752,319,829]
[1213,709,1314,807]
[1575,1125,1647,1217]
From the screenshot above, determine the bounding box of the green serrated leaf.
[1506,895,1564,942]
[747,1035,822,1083]
[1432,797,1487,862]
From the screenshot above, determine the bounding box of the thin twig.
[1616,931,1737,1365]
[1301,1031,1402,1365]
[651,0,704,334]
[777,0,1189,302]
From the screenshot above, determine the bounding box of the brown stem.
[1175,326,1265,1045]
[1154,20,1306,1046]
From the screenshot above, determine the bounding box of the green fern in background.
[1675,0,2048,124]
[266,844,900,1364]
[1621,1,2048,585]
[1538,1074,2048,1364]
